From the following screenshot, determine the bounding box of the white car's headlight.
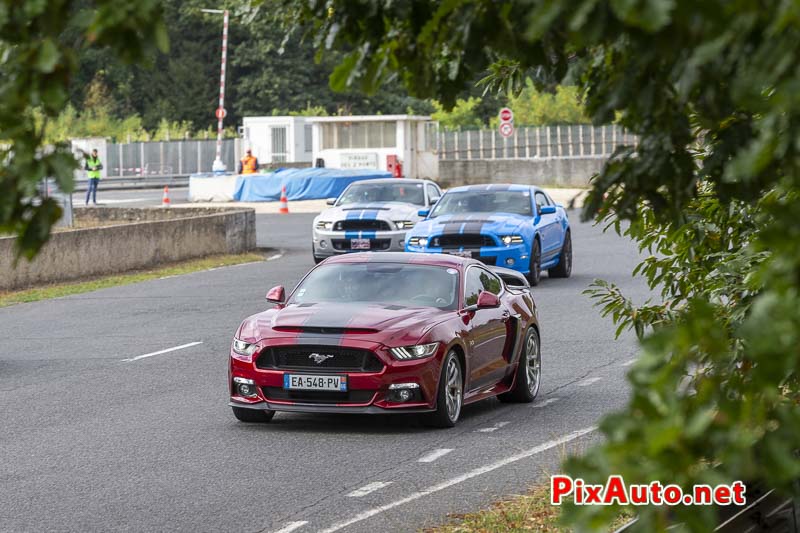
[232,338,258,361]
[315,221,333,230]
[500,235,524,245]
[389,342,439,360]
[394,220,414,229]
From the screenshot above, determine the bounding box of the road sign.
[215,107,227,120]
[499,107,514,123]
[499,122,514,138]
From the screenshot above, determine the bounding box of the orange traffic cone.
[162,186,171,207]
[278,185,289,214]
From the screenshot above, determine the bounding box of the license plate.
[351,238,371,250]
[283,374,348,392]
[446,250,473,258]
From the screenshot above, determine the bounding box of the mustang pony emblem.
[309,352,335,364]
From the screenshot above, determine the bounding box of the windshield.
[290,263,459,310]
[430,190,533,218]
[337,182,425,206]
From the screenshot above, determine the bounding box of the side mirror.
[266,285,286,304]
[418,209,430,217]
[539,205,556,215]
[326,198,337,206]
[476,290,501,308]
[429,196,441,206]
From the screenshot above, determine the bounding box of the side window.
[464,268,484,306]
[464,267,502,306]
[535,191,550,209]
[478,269,502,295]
[426,184,441,205]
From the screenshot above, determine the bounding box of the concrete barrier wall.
[0,208,256,290]
[438,156,607,188]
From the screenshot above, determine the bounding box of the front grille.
[262,387,375,404]
[331,238,391,251]
[432,234,496,248]
[334,219,391,231]
[256,345,385,372]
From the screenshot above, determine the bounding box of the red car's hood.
[239,302,450,345]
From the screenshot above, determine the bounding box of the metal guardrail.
[72,174,191,192]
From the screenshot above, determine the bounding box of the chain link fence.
[105,139,238,177]
[438,125,636,160]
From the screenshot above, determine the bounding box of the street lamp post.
[202,8,229,173]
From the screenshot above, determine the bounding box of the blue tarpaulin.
[233,168,391,202]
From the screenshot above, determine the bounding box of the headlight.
[389,342,439,360]
[315,220,333,230]
[394,220,414,229]
[500,235,524,245]
[408,237,428,247]
[232,338,258,361]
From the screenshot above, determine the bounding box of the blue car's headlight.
[500,235,524,245]
[408,237,428,247]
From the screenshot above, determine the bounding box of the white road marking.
[95,198,146,204]
[272,521,308,533]
[418,449,453,463]
[347,481,393,498]
[477,421,510,433]
[533,397,560,408]
[121,341,203,362]
[318,426,597,533]
[622,358,637,367]
[577,377,602,387]
[266,252,284,261]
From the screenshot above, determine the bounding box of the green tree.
[503,82,589,127]
[431,97,484,131]
[1,0,167,259]
[280,1,800,530]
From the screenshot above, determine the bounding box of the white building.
[309,115,438,179]
[240,116,313,164]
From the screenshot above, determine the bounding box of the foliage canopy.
[281,0,800,530]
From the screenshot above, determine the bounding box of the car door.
[534,190,560,262]
[463,266,509,392]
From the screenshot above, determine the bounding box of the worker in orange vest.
[238,149,259,174]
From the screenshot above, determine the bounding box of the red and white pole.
[211,9,229,173]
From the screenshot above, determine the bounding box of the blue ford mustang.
[405,184,572,285]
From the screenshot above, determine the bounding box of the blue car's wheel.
[527,239,541,286]
[548,231,572,278]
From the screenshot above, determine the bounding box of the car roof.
[347,178,432,186]
[321,252,474,269]
[445,183,542,194]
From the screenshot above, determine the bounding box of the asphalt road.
[0,206,648,533]
[71,186,190,208]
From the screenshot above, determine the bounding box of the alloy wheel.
[526,330,541,396]
[445,357,463,422]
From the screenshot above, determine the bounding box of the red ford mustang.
[229,252,541,427]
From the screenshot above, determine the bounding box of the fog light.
[398,389,412,401]
[399,240,405,248]
[319,240,328,249]
[234,377,257,398]
[505,258,515,266]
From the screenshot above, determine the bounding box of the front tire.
[498,327,541,403]
[527,238,542,286]
[232,406,275,423]
[424,351,463,428]
[548,231,572,278]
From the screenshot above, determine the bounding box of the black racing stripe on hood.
[295,304,364,342]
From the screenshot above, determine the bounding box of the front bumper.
[229,338,442,414]
[405,243,530,274]
[313,228,408,257]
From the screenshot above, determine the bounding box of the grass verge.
[0,252,265,308]
[427,484,634,532]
